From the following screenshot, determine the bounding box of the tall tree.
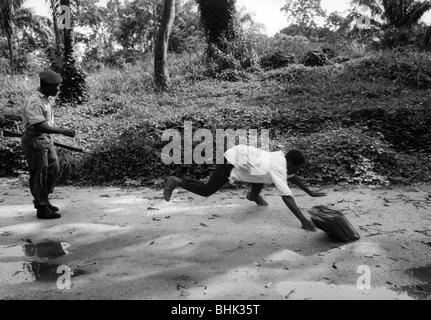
[47,0,89,104]
[114,0,161,52]
[60,0,73,58]
[348,0,431,29]
[45,0,81,68]
[345,0,431,46]
[196,0,237,54]
[281,0,326,34]
[382,0,431,28]
[169,0,202,53]
[46,0,62,57]
[154,0,176,91]
[0,0,24,71]
[13,8,53,50]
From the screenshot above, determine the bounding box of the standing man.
[164,145,326,231]
[21,70,76,219]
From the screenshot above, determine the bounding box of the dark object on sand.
[309,206,360,243]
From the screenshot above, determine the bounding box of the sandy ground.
[0,178,430,300]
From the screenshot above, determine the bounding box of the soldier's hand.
[62,128,76,138]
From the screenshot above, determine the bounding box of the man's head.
[285,149,305,174]
[39,70,62,97]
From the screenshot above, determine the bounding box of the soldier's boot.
[47,201,59,212]
[37,205,61,220]
[34,200,59,212]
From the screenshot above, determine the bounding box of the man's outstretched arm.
[33,122,75,137]
[282,196,316,232]
[287,175,326,197]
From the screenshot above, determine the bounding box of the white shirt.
[224,145,294,197]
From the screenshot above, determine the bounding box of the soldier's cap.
[39,70,63,85]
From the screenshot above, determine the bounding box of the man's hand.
[289,176,326,198]
[282,196,316,232]
[309,191,327,198]
[62,128,76,138]
[301,219,317,232]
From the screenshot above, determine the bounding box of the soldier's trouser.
[22,135,60,207]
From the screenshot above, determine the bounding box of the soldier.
[21,70,76,219]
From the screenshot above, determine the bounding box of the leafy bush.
[255,34,316,62]
[271,105,341,135]
[380,26,430,49]
[87,63,153,97]
[62,123,165,184]
[333,56,350,64]
[350,105,431,152]
[301,50,331,67]
[58,53,89,105]
[102,50,144,68]
[205,35,260,74]
[260,52,294,70]
[284,128,414,185]
[321,47,337,59]
[0,47,48,75]
[346,41,368,58]
[343,48,431,88]
[263,64,336,84]
[0,140,26,176]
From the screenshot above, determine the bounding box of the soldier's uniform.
[21,72,61,211]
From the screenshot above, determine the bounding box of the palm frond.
[406,1,431,25]
[0,0,25,33]
[371,0,431,28]
[13,7,54,43]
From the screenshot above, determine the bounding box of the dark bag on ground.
[309,206,360,243]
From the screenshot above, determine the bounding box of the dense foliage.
[196,0,237,54]
[1,0,431,187]
[2,48,430,186]
[58,51,89,104]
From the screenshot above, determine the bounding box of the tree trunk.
[7,5,16,73]
[64,28,73,58]
[7,33,14,72]
[196,0,237,56]
[52,9,61,56]
[154,0,176,92]
[425,25,431,48]
[61,0,73,59]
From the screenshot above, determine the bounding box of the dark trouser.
[180,164,264,198]
[22,134,60,207]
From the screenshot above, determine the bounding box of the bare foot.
[163,176,182,201]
